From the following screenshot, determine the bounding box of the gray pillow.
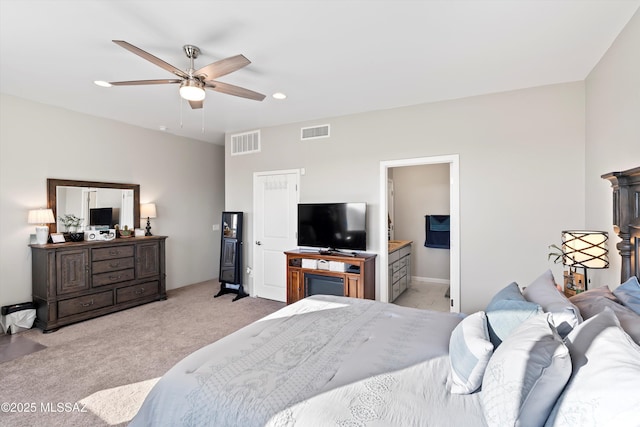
[481,313,571,427]
[612,276,640,315]
[523,269,582,338]
[485,282,542,347]
[570,288,640,345]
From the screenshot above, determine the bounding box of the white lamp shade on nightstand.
[28,208,55,245]
[562,230,609,269]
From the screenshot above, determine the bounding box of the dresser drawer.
[58,291,113,318]
[92,245,135,261]
[92,257,135,274]
[93,269,135,287]
[116,281,159,304]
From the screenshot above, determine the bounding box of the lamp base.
[145,217,152,236]
[35,226,49,245]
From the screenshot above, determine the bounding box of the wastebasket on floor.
[1,302,36,334]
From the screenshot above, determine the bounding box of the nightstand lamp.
[28,208,55,244]
[140,203,157,236]
[562,230,609,290]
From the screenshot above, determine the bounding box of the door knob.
[256,241,262,245]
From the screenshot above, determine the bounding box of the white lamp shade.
[562,230,609,269]
[140,203,157,219]
[28,208,55,225]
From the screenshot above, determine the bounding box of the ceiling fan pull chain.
[201,106,205,134]
[180,98,184,128]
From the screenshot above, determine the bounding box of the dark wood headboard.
[602,166,640,282]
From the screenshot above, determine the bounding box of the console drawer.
[92,257,135,274]
[116,281,159,304]
[92,245,135,261]
[58,291,113,318]
[93,269,135,287]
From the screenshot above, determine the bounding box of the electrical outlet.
[212,224,220,231]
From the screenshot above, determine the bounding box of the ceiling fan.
[106,40,265,109]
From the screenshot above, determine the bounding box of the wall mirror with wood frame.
[47,179,140,234]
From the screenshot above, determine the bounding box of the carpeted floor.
[0,280,285,427]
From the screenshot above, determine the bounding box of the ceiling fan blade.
[205,80,266,101]
[112,40,188,79]
[189,100,204,109]
[194,54,250,80]
[109,79,183,86]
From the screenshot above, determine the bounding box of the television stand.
[285,249,376,304]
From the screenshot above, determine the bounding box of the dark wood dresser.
[30,236,167,332]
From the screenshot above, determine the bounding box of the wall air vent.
[231,130,261,155]
[301,124,330,141]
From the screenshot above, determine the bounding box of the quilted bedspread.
[129,295,487,427]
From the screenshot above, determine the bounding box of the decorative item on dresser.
[30,236,167,332]
[285,249,376,304]
[140,203,157,236]
[27,208,55,245]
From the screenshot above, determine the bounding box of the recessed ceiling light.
[94,80,112,87]
[272,92,287,100]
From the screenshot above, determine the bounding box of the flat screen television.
[297,202,366,252]
[89,207,119,228]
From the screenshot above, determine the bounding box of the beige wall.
[392,163,450,282]
[0,94,225,308]
[226,82,586,313]
[585,9,640,290]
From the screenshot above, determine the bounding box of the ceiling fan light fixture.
[179,79,206,101]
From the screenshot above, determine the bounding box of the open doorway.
[379,155,460,312]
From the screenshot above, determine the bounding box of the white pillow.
[448,311,494,394]
[613,276,640,315]
[481,313,571,427]
[544,308,640,427]
[523,270,582,338]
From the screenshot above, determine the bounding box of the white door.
[253,170,300,301]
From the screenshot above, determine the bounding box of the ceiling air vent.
[231,130,261,156]
[301,124,330,141]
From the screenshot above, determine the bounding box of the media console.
[285,249,376,304]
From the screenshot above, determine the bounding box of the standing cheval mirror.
[215,211,248,301]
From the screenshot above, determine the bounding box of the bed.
[131,168,640,427]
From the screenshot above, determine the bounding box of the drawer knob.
[81,299,94,307]
[109,262,120,268]
[109,275,121,281]
[134,288,145,295]
[109,250,118,255]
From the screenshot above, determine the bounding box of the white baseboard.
[412,276,450,285]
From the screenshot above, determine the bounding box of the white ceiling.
[1,1,638,145]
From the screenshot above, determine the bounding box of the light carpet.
[0,280,285,427]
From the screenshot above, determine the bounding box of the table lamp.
[28,208,55,244]
[562,230,609,290]
[140,203,157,236]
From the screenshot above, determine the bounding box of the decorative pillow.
[448,311,494,394]
[522,269,582,338]
[481,313,571,427]
[485,282,543,347]
[569,284,620,303]
[544,308,640,427]
[612,276,640,315]
[570,289,640,345]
